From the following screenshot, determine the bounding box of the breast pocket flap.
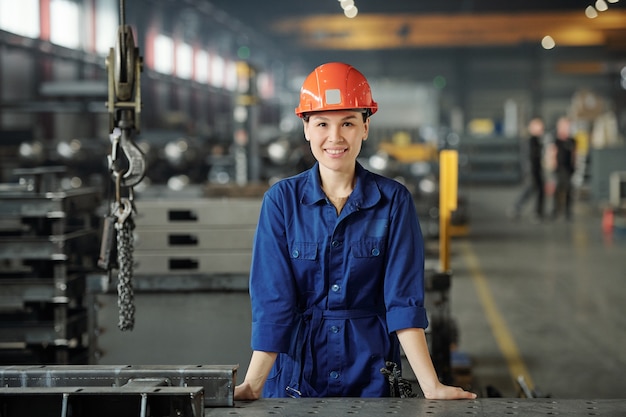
[290,242,318,260]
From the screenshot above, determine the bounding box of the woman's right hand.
[234,381,261,401]
[233,351,278,401]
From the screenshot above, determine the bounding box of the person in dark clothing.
[551,116,576,220]
[510,117,545,221]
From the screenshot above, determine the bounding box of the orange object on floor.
[602,208,614,234]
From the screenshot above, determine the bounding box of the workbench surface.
[205,398,626,416]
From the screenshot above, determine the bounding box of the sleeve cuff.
[386,306,429,333]
[251,321,294,352]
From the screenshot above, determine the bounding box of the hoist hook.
[108,127,146,188]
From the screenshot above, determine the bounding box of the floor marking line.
[460,240,534,391]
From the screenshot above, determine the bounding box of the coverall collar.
[300,162,381,211]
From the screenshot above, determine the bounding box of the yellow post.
[439,150,458,273]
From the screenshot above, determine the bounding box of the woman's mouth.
[325,148,347,155]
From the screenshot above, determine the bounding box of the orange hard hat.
[294,62,378,118]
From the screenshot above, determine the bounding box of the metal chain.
[115,216,135,331]
[380,361,417,398]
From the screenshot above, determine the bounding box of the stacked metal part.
[0,167,101,364]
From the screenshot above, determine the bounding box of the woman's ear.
[362,118,370,141]
[303,119,310,141]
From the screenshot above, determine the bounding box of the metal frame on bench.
[0,364,236,416]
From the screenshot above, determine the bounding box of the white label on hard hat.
[325,89,341,105]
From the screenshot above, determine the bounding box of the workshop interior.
[1,0,626,416]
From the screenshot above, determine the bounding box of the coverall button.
[371,247,380,256]
[330,371,339,379]
[331,240,340,248]
[330,325,339,333]
[292,250,299,258]
[331,284,340,292]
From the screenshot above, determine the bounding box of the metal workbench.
[206,398,626,417]
[1,367,625,416]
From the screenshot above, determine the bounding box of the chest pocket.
[350,240,386,287]
[352,240,385,259]
[290,242,318,261]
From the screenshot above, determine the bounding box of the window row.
[0,0,274,97]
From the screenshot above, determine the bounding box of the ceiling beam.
[271,10,626,50]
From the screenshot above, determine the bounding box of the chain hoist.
[98,0,145,331]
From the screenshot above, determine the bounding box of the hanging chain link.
[115,213,135,331]
[380,361,417,398]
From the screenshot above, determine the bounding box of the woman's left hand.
[423,383,477,400]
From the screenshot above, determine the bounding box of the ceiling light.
[340,0,354,9]
[595,0,608,11]
[585,5,599,18]
[607,0,619,3]
[541,35,556,50]
[344,5,358,18]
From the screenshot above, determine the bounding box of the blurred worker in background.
[508,117,545,222]
[550,116,577,220]
[234,62,476,401]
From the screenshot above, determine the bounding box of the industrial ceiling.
[201,0,626,123]
[205,0,626,81]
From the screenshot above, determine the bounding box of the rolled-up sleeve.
[384,190,429,333]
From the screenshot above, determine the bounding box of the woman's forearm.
[397,328,477,400]
[396,328,441,395]
[235,350,278,400]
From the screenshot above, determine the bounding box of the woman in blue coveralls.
[234,62,476,400]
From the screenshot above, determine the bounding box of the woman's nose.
[328,125,343,142]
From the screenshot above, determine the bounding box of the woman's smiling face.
[303,110,369,174]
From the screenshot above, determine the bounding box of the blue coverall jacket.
[250,162,429,397]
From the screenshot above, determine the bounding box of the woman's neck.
[319,165,356,198]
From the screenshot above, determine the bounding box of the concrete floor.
[446,185,625,399]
